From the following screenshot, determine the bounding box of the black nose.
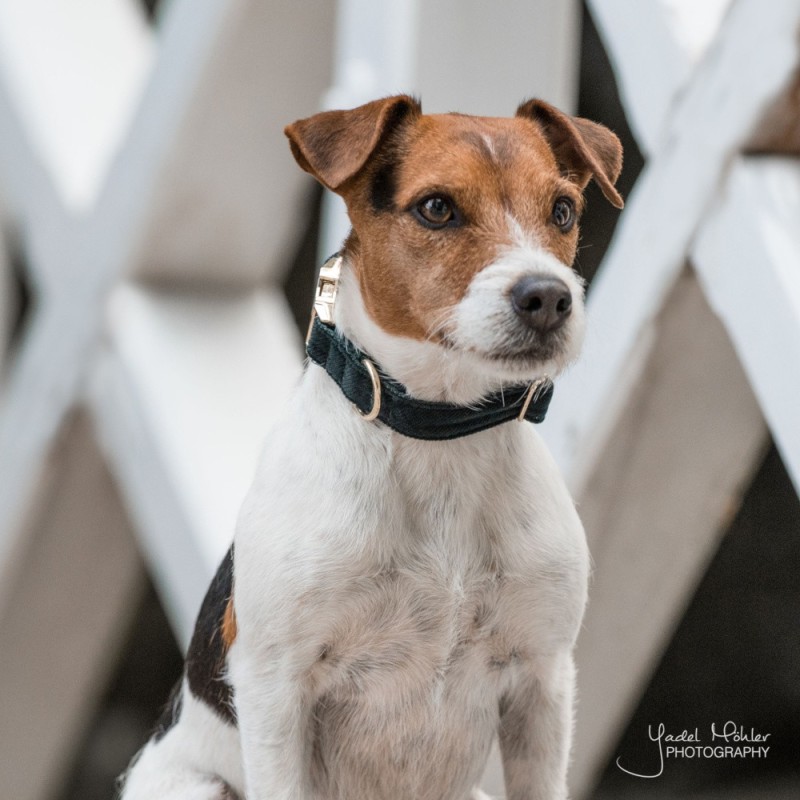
[510,276,572,332]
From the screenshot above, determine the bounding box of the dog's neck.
[334,259,523,406]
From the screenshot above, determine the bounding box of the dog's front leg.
[230,646,316,800]
[498,651,576,800]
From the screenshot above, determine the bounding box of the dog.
[119,94,622,800]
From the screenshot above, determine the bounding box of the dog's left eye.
[552,197,576,233]
[414,195,456,228]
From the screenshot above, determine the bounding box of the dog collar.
[305,314,554,441]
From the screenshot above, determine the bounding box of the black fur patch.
[153,677,183,741]
[186,546,237,726]
[368,99,419,213]
[370,161,397,212]
[215,779,243,799]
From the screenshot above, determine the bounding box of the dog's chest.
[307,566,534,799]
[235,404,587,798]
[300,424,586,695]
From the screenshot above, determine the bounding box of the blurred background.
[0,1,798,799]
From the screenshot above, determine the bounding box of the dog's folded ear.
[285,95,421,192]
[516,99,624,209]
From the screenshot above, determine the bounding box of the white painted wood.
[660,0,733,60]
[0,1,794,797]
[693,157,800,493]
[0,412,145,800]
[319,0,422,265]
[586,0,731,155]
[0,24,317,799]
[324,0,420,111]
[0,66,71,292]
[0,0,154,210]
[586,0,692,154]
[544,0,800,495]
[136,0,335,287]
[89,283,303,643]
[88,347,210,644]
[0,0,264,586]
[415,0,580,117]
[550,4,800,796]
[0,1,323,783]
[569,271,768,797]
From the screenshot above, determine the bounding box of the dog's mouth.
[441,328,569,368]
[488,338,565,364]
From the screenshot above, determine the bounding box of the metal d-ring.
[360,358,382,421]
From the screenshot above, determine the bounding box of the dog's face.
[286,96,622,383]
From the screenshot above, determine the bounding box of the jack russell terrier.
[120,94,622,800]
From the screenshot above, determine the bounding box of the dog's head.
[286,95,622,397]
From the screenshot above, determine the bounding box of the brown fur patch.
[516,99,623,206]
[285,96,623,343]
[284,95,420,191]
[221,594,237,648]
[343,113,586,340]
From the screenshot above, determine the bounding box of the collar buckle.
[306,254,343,343]
[313,254,343,325]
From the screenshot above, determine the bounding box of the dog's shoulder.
[185,546,237,727]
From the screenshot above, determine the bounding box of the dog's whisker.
[424,308,456,344]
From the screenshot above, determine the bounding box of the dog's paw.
[470,789,495,800]
[120,773,240,800]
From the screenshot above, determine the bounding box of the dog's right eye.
[414,195,456,228]
[551,197,576,233]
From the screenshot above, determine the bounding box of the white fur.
[120,245,590,800]
[334,235,585,406]
[120,680,244,799]
[449,243,586,376]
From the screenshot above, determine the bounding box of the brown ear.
[284,95,421,192]
[516,98,624,208]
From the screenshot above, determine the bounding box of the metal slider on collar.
[306,253,343,342]
[306,253,382,421]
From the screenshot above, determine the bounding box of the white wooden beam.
[0,0,268,590]
[0,412,145,800]
[553,3,800,795]
[319,0,422,264]
[545,0,800,494]
[659,0,733,62]
[135,0,335,287]
[0,2,324,785]
[0,0,152,298]
[587,0,735,159]
[569,270,768,797]
[89,283,302,644]
[588,0,778,159]
[0,64,71,295]
[693,157,800,493]
[415,0,581,117]
[586,0,693,154]
[0,0,153,211]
